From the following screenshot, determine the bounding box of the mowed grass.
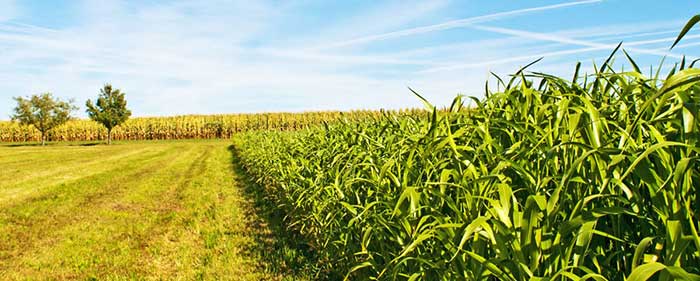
[0,140,286,280]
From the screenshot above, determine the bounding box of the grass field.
[0,140,310,280]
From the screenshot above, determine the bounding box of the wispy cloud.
[0,0,696,119]
[309,0,603,50]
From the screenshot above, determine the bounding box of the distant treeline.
[0,109,425,142]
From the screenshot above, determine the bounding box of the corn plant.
[232,47,700,280]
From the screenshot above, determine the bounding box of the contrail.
[419,46,602,73]
[420,30,699,73]
[311,0,603,50]
[658,41,700,50]
[257,48,448,66]
[622,34,700,47]
[471,25,688,59]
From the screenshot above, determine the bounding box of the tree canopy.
[12,93,76,145]
[86,84,132,144]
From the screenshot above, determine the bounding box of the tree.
[85,84,132,145]
[12,93,76,146]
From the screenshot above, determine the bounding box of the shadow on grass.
[0,142,103,147]
[228,145,322,280]
[1,143,50,147]
[76,142,102,146]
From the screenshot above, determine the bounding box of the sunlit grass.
[0,140,292,280]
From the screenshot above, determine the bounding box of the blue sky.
[0,0,698,119]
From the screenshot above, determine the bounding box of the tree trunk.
[108,129,112,145]
[41,132,46,146]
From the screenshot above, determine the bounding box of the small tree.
[12,93,76,146]
[85,84,132,145]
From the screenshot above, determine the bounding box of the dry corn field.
[0,110,423,143]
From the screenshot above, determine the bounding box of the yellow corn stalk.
[0,109,424,142]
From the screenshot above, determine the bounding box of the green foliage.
[11,93,76,145]
[671,14,700,50]
[86,84,132,144]
[232,53,700,280]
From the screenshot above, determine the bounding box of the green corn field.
[2,2,699,281]
[232,50,700,280]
